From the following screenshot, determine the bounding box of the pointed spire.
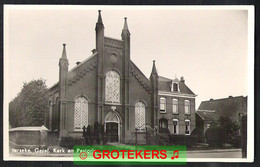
[123,17,129,30]
[151,60,158,74]
[97,10,103,24]
[121,17,130,37]
[62,43,67,59]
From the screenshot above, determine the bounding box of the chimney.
[210,98,213,101]
[229,96,233,98]
[91,49,96,54]
[180,76,185,83]
[76,62,81,65]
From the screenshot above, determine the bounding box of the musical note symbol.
[171,150,179,160]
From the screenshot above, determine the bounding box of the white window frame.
[172,99,178,114]
[160,97,166,113]
[173,119,179,135]
[185,119,190,135]
[184,100,190,115]
[171,82,179,92]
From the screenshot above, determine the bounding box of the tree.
[205,126,225,147]
[219,116,240,144]
[9,79,48,127]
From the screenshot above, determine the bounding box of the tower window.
[105,70,120,104]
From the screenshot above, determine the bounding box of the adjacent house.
[196,96,247,142]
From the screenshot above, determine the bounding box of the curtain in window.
[172,99,178,114]
[184,100,190,114]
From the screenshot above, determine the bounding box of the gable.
[158,76,195,95]
[67,54,97,86]
[129,60,152,94]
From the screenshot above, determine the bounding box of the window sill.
[160,111,167,114]
[73,129,83,132]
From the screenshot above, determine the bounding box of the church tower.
[121,17,131,142]
[59,43,69,132]
[95,10,105,123]
[150,60,159,128]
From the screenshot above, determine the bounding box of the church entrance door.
[106,122,118,142]
[105,111,120,143]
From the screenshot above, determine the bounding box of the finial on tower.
[97,10,103,24]
[123,17,129,31]
[151,60,158,74]
[61,43,67,59]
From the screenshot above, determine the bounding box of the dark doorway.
[106,122,118,142]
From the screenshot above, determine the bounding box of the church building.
[46,11,197,144]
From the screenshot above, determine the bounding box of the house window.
[159,118,168,133]
[105,70,120,104]
[173,119,179,134]
[206,123,210,129]
[173,83,178,91]
[74,96,88,130]
[184,100,190,115]
[172,99,178,114]
[135,101,146,130]
[160,97,166,113]
[185,120,190,135]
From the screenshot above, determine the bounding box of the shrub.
[205,126,225,147]
[230,135,241,148]
[85,125,94,145]
[94,122,101,145]
[169,135,197,147]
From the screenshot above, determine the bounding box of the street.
[187,149,242,158]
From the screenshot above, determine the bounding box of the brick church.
[45,11,197,144]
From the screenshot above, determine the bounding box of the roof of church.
[197,96,247,121]
[130,60,152,93]
[48,50,153,94]
[158,76,195,95]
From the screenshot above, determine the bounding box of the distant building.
[45,11,197,144]
[196,96,247,141]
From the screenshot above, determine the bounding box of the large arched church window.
[105,70,120,104]
[74,96,88,130]
[135,101,146,130]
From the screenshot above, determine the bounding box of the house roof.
[196,110,219,121]
[158,76,195,95]
[197,96,247,121]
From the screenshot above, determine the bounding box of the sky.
[4,6,250,109]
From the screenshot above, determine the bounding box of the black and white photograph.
[3,5,254,162]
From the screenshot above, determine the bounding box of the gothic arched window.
[74,96,88,130]
[105,70,120,104]
[135,101,146,130]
